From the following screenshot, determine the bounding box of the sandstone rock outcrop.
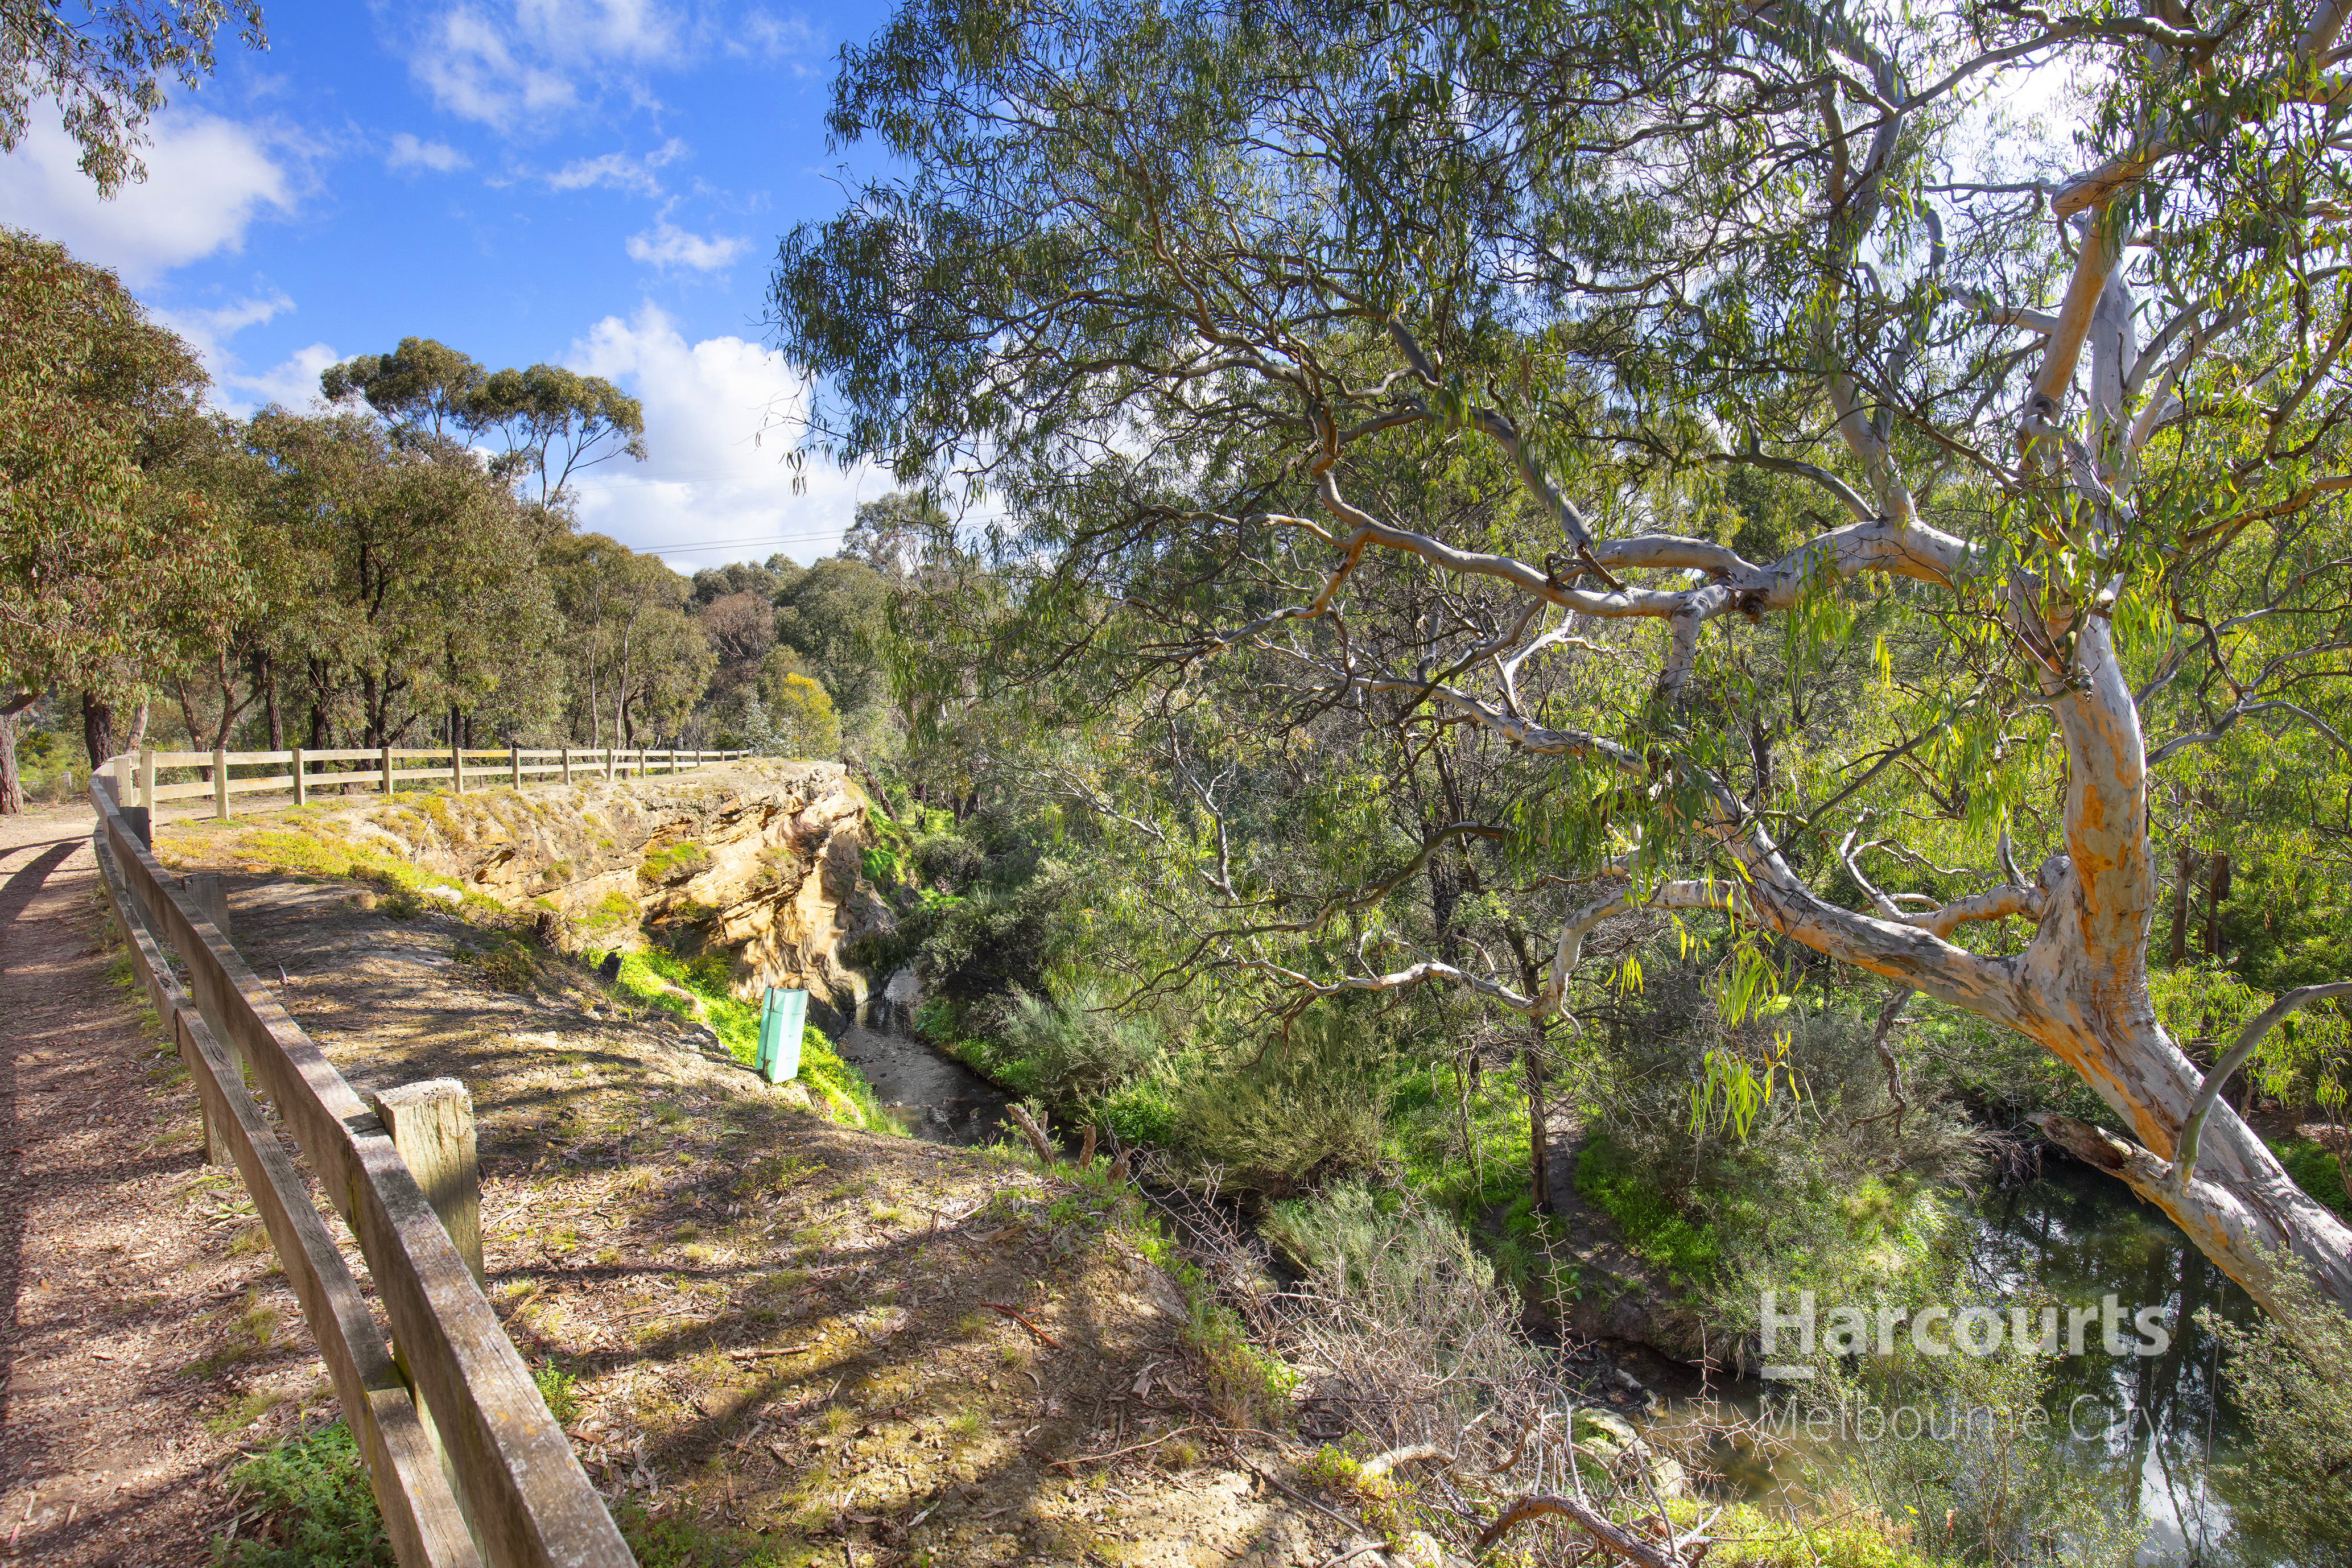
[304,761,889,1026]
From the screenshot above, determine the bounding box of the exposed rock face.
[310,761,890,1026]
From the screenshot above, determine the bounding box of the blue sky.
[1,1,902,570]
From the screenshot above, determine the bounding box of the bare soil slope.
[147,831,1352,1567]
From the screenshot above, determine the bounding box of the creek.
[830,1021,1017,1145]
[826,1014,2291,1561]
[1644,1158,2281,1565]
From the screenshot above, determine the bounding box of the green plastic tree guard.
[756,987,807,1084]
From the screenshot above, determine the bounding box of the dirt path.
[5,791,1357,1566]
[1,800,349,1567]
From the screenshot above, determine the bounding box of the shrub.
[1179,1010,1388,1196]
[2272,1132,2352,1219]
[1264,1180,1459,1296]
[211,1424,390,1568]
[2207,1251,2352,1563]
[986,983,1163,1107]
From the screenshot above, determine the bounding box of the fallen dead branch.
[1005,1104,1057,1163]
[1472,1496,1705,1566]
[981,1301,1062,1349]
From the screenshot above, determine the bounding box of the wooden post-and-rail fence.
[110,744,748,821]
[86,775,637,1568]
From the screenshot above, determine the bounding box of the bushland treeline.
[0,228,905,811]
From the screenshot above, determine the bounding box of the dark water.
[831,1022,1015,1145]
[1654,1161,2277,1564]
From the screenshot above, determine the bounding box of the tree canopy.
[770,0,2352,1325]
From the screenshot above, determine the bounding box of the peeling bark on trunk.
[1775,618,2352,1327]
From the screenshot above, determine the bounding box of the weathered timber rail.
[109,743,746,820]
[87,777,637,1568]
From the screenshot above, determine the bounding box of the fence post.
[604,745,614,783]
[451,744,465,796]
[185,870,232,942]
[561,746,571,786]
[379,744,393,794]
[510,747,521,789]
[139,745,156,812]
[212,748,230,820]
[110,753,132,804]
[291,745,307,807]
[176,1010,233,1166]
[369,1080,484,1285]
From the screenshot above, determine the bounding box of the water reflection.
[1967,1161,2258,1563]
[1653,1160,2292,1565]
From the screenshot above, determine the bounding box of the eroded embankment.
[167,761,890,1029]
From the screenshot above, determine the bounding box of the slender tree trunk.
[1524,1033,1554,1218]
[259,652,282,750]
[80,691,114,770]
[2204,852,2230,961]
[175,681,210,781]
[126,699,148,753]
[1502,927,1555,1215]
[2170,843,2195,968]
[0,704,23,815]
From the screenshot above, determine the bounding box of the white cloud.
[0,108,302,284]
[564,302,873,568]
[406,1,690,130]
[732,9,826,68]
[548,135,684,194]
[152,291,337,415]
[387,131,471,172]
[222,343,344,413]
[624,217,746,271]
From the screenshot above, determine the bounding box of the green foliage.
[1178,1011,1388,1197]
[1264,1180,1448,1295]
[210,1424,391,1568]
[2207,1253,2352,1563]
[613,1505,800,1567]
[772,556,892,723]
[637,840,711,882]
[2272,1134,2352,1220]
[321,338,645,508]
[987,984,1163,1106]
[1,227,233,711]
[453,934,539,992]
[533,1360,581,1426]
[1671,1502,1956,1567]
[1574,1137,1720,1285]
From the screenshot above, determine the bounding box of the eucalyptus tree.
[323,340,647,509]
[774,0,2352,1325]
[1,0,266,194]
[0,228,237,809]
[246,411,542,749]
[547,534,715,749]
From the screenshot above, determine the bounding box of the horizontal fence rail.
[109,745,746,819]
[88,779,637,1568]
